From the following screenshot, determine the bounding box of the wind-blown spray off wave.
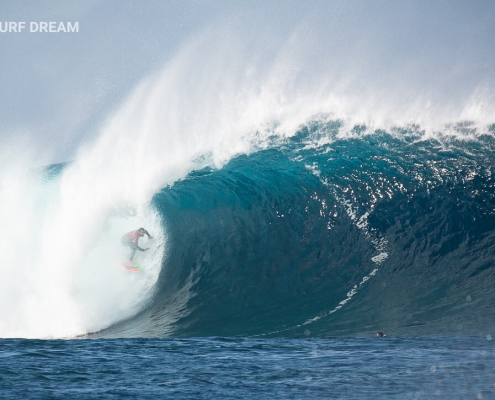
[1,17,495,338]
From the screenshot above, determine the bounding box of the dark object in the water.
[376,331,387,338]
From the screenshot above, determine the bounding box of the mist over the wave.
[1,0,494,162]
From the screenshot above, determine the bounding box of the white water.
[0,155,164,338]
[0,10,494,338]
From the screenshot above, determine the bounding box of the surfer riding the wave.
[121,228,153,262]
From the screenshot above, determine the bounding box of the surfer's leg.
[129,243,138,260]
[122,237,136,260]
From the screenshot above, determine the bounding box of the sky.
[1,0,494,164]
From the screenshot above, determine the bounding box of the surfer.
[121,228,153,261]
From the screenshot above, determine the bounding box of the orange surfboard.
[122,261,143,273]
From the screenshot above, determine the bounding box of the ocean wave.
[94,125,495,337]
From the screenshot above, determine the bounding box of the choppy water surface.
[1,336,494,399]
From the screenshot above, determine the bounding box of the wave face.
[2,3,495,339]
[96,122,495,337]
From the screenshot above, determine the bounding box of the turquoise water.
[93,124,495,338]
[4,124,495,398]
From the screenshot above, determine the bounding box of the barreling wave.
[2,8,495,338]
[94,120,495,337]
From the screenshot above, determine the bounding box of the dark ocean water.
[6,122,495,397]
[1,336,494,399]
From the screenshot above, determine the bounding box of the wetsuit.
[121,229,151,260]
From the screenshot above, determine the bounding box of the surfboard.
[122,261,143,273]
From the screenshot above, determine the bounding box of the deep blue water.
[1,336,494,399]
[94,122,495,339]
[18,122,495,398]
